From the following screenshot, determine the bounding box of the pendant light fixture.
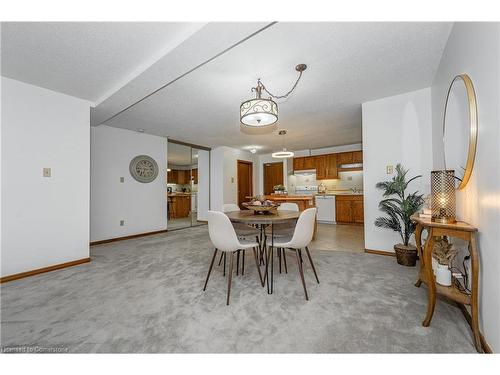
[240,64,307,127]
[272,130,294,158]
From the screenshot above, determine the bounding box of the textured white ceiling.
[1,22,452,153]
[1,22,205,103]
[101,22,452,153]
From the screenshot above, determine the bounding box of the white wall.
[431,23,500,352]
[362,88,433,252]
[197,149,210,221]
[90,125,167,242]
[1,77,91,277]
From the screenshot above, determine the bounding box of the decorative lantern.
[431,170,456,223]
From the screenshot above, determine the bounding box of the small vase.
[435,263,452,286]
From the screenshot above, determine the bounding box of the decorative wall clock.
[129,155,159,183]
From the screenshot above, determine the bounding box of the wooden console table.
[411,214,482,352]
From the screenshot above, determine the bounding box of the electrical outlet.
[386,165,393,174]
[120,177,124,183]
[120,220,125,226]
[43,168,51,177]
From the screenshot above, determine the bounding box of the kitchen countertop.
[246,195,314,201]
[168,193,192,197]
[316,191,363,196]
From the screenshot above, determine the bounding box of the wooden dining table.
[225,209,300,294]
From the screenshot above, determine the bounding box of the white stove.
[294,185,318,196]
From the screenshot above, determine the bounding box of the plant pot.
[435,263,452,286]
[394,244,417,267]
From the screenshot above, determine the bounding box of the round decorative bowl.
[242,202,279,214]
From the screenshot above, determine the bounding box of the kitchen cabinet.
[293,151,362,175]
[352,151,363,163]
[338,152,354,164]
[167,169,177,183]
[314,155,327,179]
[335,195,364,224]
[293,156,315,170]
[168,194,191,218]
[325,153,338,179]
[314,154,338,180]
[168,169,191,184]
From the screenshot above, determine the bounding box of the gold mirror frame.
[443,74,478,190]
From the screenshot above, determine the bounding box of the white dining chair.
[265,202,300,274]
[268,207,319,300]
[221,203,260,275]
[204,211,264,305]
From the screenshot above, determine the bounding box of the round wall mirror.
[443,74,478,189]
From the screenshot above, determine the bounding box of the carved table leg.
[414,223,423,287]
[423,228,436,327]
[470,233,482,352]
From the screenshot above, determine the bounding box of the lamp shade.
[431,170,456,223]
[240,98,278,127]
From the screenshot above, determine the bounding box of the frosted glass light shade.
[240,98,278,127]
[272,148,294,158]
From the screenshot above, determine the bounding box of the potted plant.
[375,164,424,266]
[273,184,286,194]
[432,237,458,286]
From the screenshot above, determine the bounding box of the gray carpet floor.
[1,226,476,353]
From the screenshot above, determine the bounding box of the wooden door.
[335,200,353,223]
[315,155,327,180]
[352,151,363,164]
[263,162,284,195]
[237,160,253,209]
[352,200,364,223]
[325,153,338,179]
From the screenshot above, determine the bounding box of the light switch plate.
[386,165,393,174]
[43,168,51,177]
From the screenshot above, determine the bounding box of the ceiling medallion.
[272,130,294,158]
[240,64,307,127]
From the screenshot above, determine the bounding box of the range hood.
[294,169,316,176]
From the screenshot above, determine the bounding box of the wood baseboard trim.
[90,229,168,246]
[1,257,91,283]
[457,303,493,353]
[364,248,396,257]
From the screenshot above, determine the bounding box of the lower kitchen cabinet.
[168,195,191,218]
[335,195,364,224]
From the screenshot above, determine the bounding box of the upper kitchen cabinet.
[293,150,362,176]
[315,154,338,180]
[338,152,354,164]
[293,156,315,171]
[352,150,363,163]
[314,155,327,179]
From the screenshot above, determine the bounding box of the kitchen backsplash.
[287,171,363,193]
[167,183,196,192]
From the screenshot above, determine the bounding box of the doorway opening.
[167,140,209,231]
[237,160,253,209]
